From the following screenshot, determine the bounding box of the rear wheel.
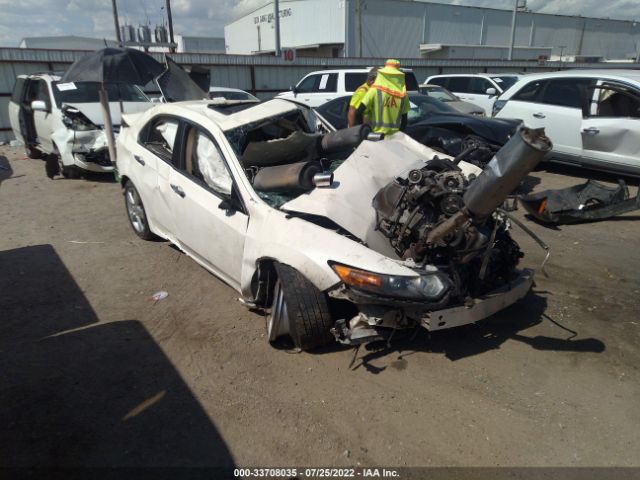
[124,180,156,240]
[267,263,335,351]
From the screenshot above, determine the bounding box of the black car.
[314,93,521,166]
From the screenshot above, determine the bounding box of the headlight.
[330,262,451,302]
[61,106,98,131]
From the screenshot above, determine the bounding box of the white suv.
[425,74,522,115]
[493,70,640,176]
[8,73,151,178]
[277,68,419,108]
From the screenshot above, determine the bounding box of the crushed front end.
[327,128,551,345]
[51,105,115,173]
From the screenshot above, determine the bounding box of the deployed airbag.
[241,131,319,168]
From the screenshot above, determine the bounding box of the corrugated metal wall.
[344,0,640,60]
[1,47,637,141]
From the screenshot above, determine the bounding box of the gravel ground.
[1,144,639,471]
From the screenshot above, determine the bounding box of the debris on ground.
[519,179,640,225]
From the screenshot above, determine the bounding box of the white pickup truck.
[277,68,419,108]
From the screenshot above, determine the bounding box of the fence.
[1,47,639,141]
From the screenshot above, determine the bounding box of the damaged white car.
[116,97,551,350]
[8,73,151,178]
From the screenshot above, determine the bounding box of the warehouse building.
[224,0,640,60]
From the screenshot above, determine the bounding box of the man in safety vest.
[347,67,378,128]
[357,59,410,137]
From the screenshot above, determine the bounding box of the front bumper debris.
[422,268,533,331]
[331,269,534,345]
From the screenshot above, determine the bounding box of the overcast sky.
[0,0,638,47]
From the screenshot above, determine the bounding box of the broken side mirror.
[31,100,47,112]
[218,198,235,214]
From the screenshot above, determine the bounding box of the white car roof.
[156,98,299,131]
[504,69,640,83]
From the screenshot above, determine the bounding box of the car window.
[345,73,368,92]
[591,83,640,118]
[469,77,493,95]
[318,73,338,92]
[316,96,349,129]
[404,72,419,91]
[25,80,51,109]
[183,126,233,196]
[296,74,319,93]
[491,76,519,91]
[540,79,593,109]
[420,85,456,102]
[140,117,179,162]
[11,78,26,103]
[512,79,548,102]
[407,94,458,125]
[447,77,471,93]
[427,77,449,89]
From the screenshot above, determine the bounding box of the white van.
[424,74,522,115]
[277,68,419,108]
[8,73,151,178]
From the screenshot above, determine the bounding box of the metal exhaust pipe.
[313,172,333,188]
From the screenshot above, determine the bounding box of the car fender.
[240,207,417,299]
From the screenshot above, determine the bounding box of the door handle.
[134,155,145,166]
[582,127,600,135]
[170,184,185,198]
[533,112,546,119]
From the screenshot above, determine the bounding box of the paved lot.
[1,144,639,469]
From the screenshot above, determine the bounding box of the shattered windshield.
[52,82,148,107]
[407,94,458,125]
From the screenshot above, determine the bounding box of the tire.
[124,180,157,240]
[44,154,60,179]
[26,145,43,159]
[55,156,81,179]
[268,263,335,351]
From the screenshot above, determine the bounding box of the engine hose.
[501,209,551,277]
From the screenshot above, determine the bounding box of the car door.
[580,80,640,173]
[135,115,181,240]
[30,79,55,152]
[499,78,591,160]
[8,77,26,143]
[167,121,249,289]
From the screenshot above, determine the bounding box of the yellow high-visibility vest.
[362,65,409,136]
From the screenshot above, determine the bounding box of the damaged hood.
[65,102,152,127]
[281,133,481,256]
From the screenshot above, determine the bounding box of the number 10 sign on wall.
[282,49,296,62]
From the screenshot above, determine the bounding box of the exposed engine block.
[373,159,522,298]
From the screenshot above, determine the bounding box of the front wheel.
[124,180,157,240]
[267,263,335,351]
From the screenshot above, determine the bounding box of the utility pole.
[507,0,518,60]
[165,0,175,53]
[111,0,121,45]
[274,0,281,57]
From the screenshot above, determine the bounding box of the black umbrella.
[61,48,164,166]
[61,47,164,85]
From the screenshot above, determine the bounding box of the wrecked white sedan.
[8,73,151,178]
[116,98,551,350]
